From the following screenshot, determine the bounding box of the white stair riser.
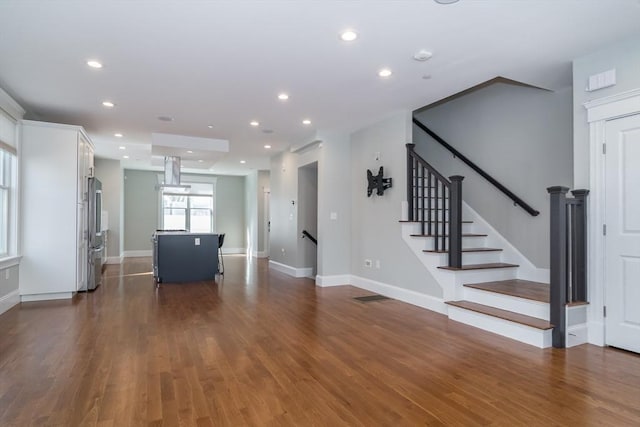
[427,251,502,266]
[451,268,518,286]
[463,287,549,321]
[411,222,474,235]
[447,306,552,348]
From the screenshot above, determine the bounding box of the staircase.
[402,141,588,349]
[400,216,553,348]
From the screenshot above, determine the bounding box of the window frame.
[157,175,217,233]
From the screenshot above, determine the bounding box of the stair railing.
[413,117,540,217]
[406,144,463,268]
[547,186,589,348]
[301,230,317,245]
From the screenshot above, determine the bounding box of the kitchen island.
[152,231,219,283]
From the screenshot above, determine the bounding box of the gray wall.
[350,112,442,296]
[297,163,317,272]
[244,171,258,255]
[413,82,573,268]
[123,169,245,252]
[123,169,158,252]
[573,34,640,188]
[269,151,301,266]
[94,158,122,260]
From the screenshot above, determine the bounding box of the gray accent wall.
[123,169,158,251]
[350,112,442,297]
[95,158,122,259]
[413,82,573,268]
[123,169,245,252]
[573,34,640,188]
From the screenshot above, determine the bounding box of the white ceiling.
[1,0,639,175]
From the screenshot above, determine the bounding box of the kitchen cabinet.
[20,120,94,301]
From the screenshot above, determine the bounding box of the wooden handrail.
[412,117,540,217]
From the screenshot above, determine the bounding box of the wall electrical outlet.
[5,269,9,280]
[194,238,200,246]
[375,260,380,269]
[364,259,372,268]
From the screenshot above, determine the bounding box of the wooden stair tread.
[446,300,553,330]
[464,279,550,303]
[410,233,487,238]
[423,247,503,253]
[438,262,519,271]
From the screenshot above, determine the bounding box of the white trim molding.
[251,250,269,258]
[350,275,447,315]
[315,274,350,287]
[222,247,245,254]
[268,260,313,278]
[0,255,21,270]
[106,256,123,264]
[584,87,640,347]
[0,289,20,315]
[21,292,74,302]
[122,250,152,258]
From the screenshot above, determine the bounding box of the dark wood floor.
[1,256,639,426]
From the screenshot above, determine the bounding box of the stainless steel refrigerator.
[87,177,104,291]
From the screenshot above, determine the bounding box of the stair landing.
[464,279,549,303]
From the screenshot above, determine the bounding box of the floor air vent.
[354,294,391,302]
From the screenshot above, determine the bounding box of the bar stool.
[218,233,225,275]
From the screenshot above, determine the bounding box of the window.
[0,143,16,258]
[160,182,215,232]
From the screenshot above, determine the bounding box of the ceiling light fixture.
[102,101,115,108]
[240,160,246,164]
[340,30,358,42]
[87,60,103,69]
[413,50,433,61]
[114,133,123,138]
[118,146,126,150]
[187,150,193,154]
[198,159,203,163]
[123,155,129,159]
[434,0,459,4]
[264,145,271,149]
[278,93,289,101]
[302,119,311,125]
[378,68,393,78]
[250,120,259,126]
[158,116,174,122]
[207,125,214,129]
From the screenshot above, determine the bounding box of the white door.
[605,113,640,353]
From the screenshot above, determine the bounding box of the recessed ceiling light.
[262,129,274,134]
[158,116,174,122]
[114,133,123,138]
[240,160,246,164]
[378,68,392,78]
[340,30,358,42]
[102,101,115,108]
[250,120,259,127]
[187,150,193,154]
[207,124,214,129]
[87,60,103,69]
[302,119,311,125]
[123,155,129,159]
[264,145,272,149]
[434,0,459,4]
[198,159,203,163]
[278,93,289,101]
[118,146,126,150]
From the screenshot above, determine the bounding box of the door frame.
[584,87,640,346]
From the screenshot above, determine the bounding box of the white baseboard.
[106,256,123,264]
[122,250,152,258]
[268,260,313,278]
[567,324,588,348]
[315,274,351,287]
[21,292,74,302]
[350,275,447,315]
[587,320,605,346]
[251,251,269,258]
[0,288,20,315]
[222,247,245,254]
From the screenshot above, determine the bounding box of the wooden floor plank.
[0,256,639,426]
